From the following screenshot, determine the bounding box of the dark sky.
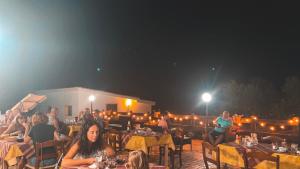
[1,1,300,113]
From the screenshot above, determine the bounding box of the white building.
[36,87,155,120]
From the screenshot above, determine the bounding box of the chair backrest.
[245,151,279,169]
[202,141,220,168]
[54,153,64,169]
[34,140,62,168]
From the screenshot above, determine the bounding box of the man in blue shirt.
[208,111,232,145]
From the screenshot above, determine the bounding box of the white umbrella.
[11,93,47,113]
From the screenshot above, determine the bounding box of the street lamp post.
[202,92,212,134]
[88,95,96,113]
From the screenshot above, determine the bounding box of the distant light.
[260,122,265,127]
[280,125,285,129]
[199,121,203,125]
[179,118,183,121]
[88,95,95,102]
[126,99,132,106]
[270,126,275,131]
[238,123,242,126]
[202,93,212,103]
[185,116,189,120]
[97,67,101,72]
[252,116,257,120]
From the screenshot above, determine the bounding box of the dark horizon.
[1,1,300,113]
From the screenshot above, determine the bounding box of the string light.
[179,118,183,121]
[270,126,275,131]
[185,116,189,120]
[280,125,285,129]
[252,116,257,120]
[194,116,198,120]
[260,122,265,127]
[199,121,203,125]
[238,123,242,126]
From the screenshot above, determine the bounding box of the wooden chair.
[159,128,183,169]
[25,140,63,169]
[202,141,220,169]
[106,129,122,152]
[244,151,279,169]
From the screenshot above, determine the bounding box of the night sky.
[1,1,300,113]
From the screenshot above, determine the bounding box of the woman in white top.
[61,119,115,167]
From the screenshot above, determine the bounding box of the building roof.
[36,87,155,105]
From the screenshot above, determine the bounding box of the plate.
[88,163,97,169]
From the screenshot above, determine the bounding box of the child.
[125,150,149,169]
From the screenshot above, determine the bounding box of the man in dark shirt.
[24,113,60,167]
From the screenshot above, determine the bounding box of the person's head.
[16,113,27,125]
[32,112,48,126]
[49,107,58,117]
[126,150,149,169]
[78,119,103,155]
[222,111,230,119]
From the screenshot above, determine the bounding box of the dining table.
[217,142,300,169]
[125,133,175,168]
[0,138,35,168]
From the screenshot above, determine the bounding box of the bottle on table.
[127,121,131,131]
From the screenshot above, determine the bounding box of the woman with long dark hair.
[61,119,115,167]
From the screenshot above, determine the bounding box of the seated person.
[47,107,60,131]
[1,113,29,136]
[24,112,60,167]
[61,119,115,167]
[208,111,232,145]
[125,150,149,169]
[92,109,104,129]
[5,109,20,124]
[158,115,169,133]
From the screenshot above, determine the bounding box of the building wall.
[36,88,153,120]
[77,89,152,113]
[36,89,80,121]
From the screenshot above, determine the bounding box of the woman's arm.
[61,142,96,167]
[1,123,16,135]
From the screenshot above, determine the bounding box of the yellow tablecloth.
[125,134,175,153]
[255,153,300,169]
[0,141,34,166]
[217,143,300,169]
[217,144,245,168]
[68,125,81,137]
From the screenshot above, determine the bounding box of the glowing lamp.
[88,95,96,102]
[202,93,212,103]
[126,99,132,107]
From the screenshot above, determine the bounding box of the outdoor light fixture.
[88,95,96,113]
[126,99,132,112]
[202,92,212,134]
[202,92,212,103]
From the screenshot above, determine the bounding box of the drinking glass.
[291,144,298,153]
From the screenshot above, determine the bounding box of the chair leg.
[159,147,162,165]
[179,151,182,167]
[203,158,209,169]
[170,150,175,169]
